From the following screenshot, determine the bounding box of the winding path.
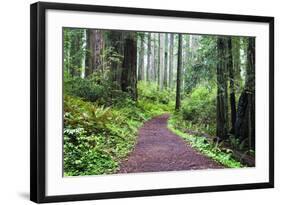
[118,114,223,173]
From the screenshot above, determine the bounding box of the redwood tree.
[164,33,168,88]
[138,33,145,81]
[175,34,183,111]
[216,37,229,140]
[169,33,174,88]
[121,32,138,101]
[235,38,255,150]
[227,37,236,133]
[146,33,151,81]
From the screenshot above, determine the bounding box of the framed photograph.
[30,1,274,203]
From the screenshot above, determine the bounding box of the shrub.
[64,127,118,176]
[181,86,216,133]
[138,81,174,105]
[64,74,106,103]
[64,71,129,106]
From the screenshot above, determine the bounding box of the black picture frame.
[30,1,274,203]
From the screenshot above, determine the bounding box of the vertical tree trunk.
[169,33,174,88]
[175,34,183,111]
[63,28,71,74]
[182,35,189,93]
[227,37,236,133]
[235,38,255,150]
[85,29,95,77]
[147,33,151,82]
[164,33,168,88]
[153,33,158,82]
[138,34,145,81]
[98,31,105,72]
[121,32,138,101]
[85,30,103,76]
[232,37,241,83]
[81,29,87,78]
[216,37,229,140]
[69,30,83,77]
[158,33,164,90]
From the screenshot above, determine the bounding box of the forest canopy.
[63,28,255,176]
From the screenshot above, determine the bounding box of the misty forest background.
[63,28,255,176]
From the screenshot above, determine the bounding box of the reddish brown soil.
[118,114,223,173]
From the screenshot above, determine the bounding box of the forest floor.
[118,114,223,173]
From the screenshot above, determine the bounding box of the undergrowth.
[181,85,216,135]
[168,114,242,168]
[64,81,173,176]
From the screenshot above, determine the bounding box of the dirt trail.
[118,114,223,173]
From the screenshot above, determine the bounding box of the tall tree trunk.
[151,33,155,81]
[153,33,158,82]
[138,34,145,81]
[228,37,236,133]
[182,35,189,92]
[100,31,105,73]
[85,29,95,77]
[158,33,164,90]
[63,29,71,74]
[169,33,174,88]
[85,30,103,76]
[232,37,241,83]
[164,33,168,88]
[175,34,183,111]
[94,30,101,71]
[216,37,229,140]
[121,32,138,101]
[146,33,151,82]
[69,30,83,77]
[235,38,255,150]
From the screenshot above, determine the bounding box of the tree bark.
[121,32,138,101]
[138,34,145,81]
[85,29,95,77]
[94,30,103,71]
[175,34,183,111]
[69,30,83,77]
[216,37,229,140]
[169,34,174,88]
[232,37,242,83]
[235,38,255,150]
[158,33,164,90]
[164,33,168,88]
[227,37,236,133]
[152,33,158,82]
[147,33,151,82]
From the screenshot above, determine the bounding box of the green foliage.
[63,28,86,75]
[101,46,124,71]
[181,86,216,135]
[64,82,173,176]
[64,127,118,176]
[138,81,175,105]
[184,36,217,93]
[64,71,129,106]
[228,134,247,151]
[62,28,254,176]
[64,95,140,176]
[168,115,242,168]
[64,74,106,103]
